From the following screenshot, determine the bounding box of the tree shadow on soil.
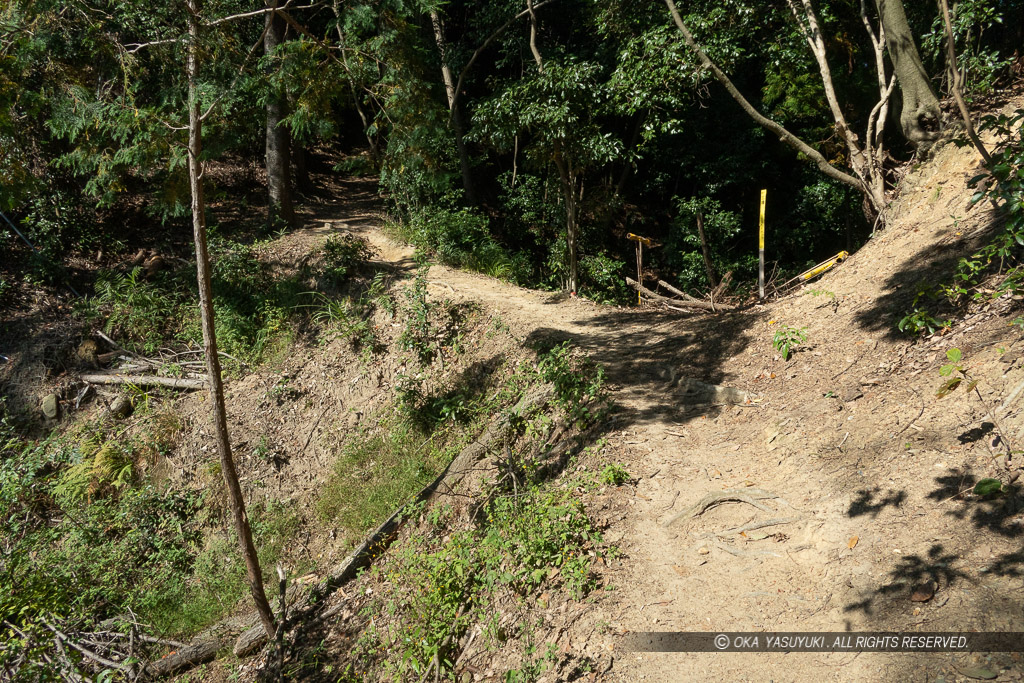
[850,211,1020,339]
[267,305,756,680]
[847,488,908,518]
[524,308,757,427]
[843,467,1024,624]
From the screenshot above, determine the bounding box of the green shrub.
[320,234,375,288]
[771,326,807,361]
[599,463,630,486]
[359,485,604,680]
[537,342,606,425]
[390,205,516,278]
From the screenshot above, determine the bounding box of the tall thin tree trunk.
[554,155,580,294]
[292,143,312,193]
[265,0,295,228]
[430,10,476,205]
[614,112,645,197]
[695,211,718,289]
[938,0,991,163]
[665,0,886,218]
[186,0,276,641]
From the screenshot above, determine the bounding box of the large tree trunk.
[875,0,942,150]
[430,10,477,205]
[186,0,276,641]
[265,0,295,229]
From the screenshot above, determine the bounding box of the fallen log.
[144,640,220,677]
[626,278,721,312]
[655,279,700,303]
[81,374,207,390]
[234,385,555,657]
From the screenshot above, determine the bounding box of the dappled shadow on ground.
[843,468,1024,622]
[926,468,1023,538]
[0,301,95,435]
[850,212,1010,339]
[847,488,907,518]
[842,544,968,617]
[525,308,757,427]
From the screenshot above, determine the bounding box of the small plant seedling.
[937,348,977,397]
[772,326,807,361]
[599,463,630,486]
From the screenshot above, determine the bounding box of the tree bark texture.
[187,0,277,641]
[875,0,942,150]
[695,211,718,289]
[292,142,312,193]
[265,0,295,228]
[430,10,477,205]
[555,152,580,294]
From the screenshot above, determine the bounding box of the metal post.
[758,189,766,299]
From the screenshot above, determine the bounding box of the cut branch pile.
[625,277,735,312]
[77,330,251,391]
[1,616,200,681]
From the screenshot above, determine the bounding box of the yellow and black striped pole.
[758,189,766,299]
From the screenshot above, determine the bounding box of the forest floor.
[233,97,1023,681]
[4,98,1024,682]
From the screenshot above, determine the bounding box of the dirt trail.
[281,131,1024,681]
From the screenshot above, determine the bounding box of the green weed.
[537,341,606,426]
[361,484,603,679]
[599,463,630,486]
[772,326,807,360]
[315,419,455,532]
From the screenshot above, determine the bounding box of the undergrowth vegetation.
[4,221,612,679]
[77,232,381,367]
[899,109,1024,336]
[341,483,608,681]
[317,335,606,538]
[311,324,611,679]
[0,398,299,653]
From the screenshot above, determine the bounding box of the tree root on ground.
[662,488,778,527]
[714,516,802,537]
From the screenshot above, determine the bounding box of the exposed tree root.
[662,488,778,527]
[714,516,802,537]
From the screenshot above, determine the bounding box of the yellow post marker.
[758,189,766,299]
[626,233,652,305]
